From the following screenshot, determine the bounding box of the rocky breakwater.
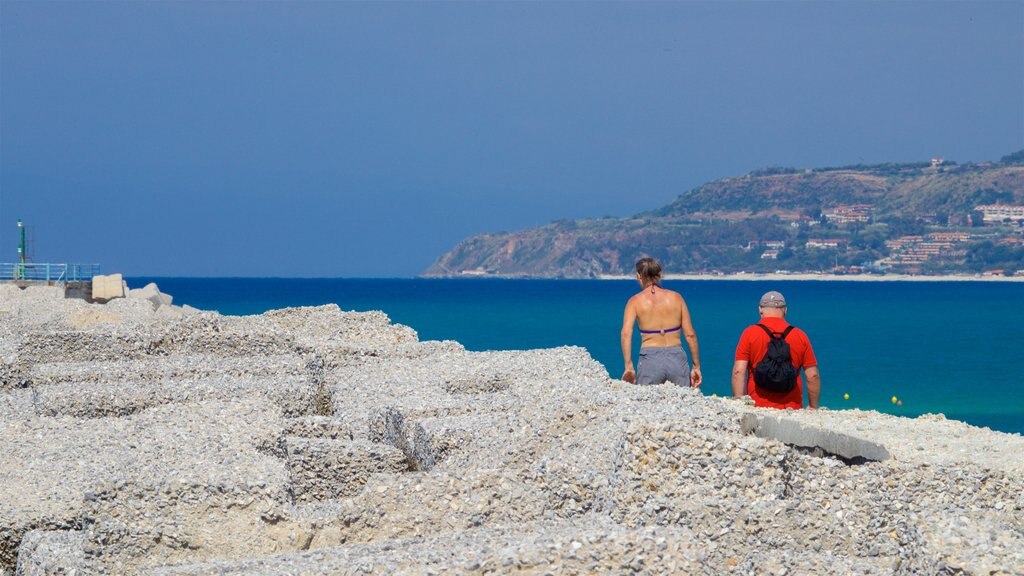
[0,283,1022,575]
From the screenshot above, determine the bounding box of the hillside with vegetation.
[424,151,1024,278]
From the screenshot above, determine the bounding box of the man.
[731,291,821,409]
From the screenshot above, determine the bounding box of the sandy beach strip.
[597,272,1024,282]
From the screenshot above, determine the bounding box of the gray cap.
[759,291,787,307]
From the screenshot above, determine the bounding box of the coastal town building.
[745,240,786,252]
[880,231,974,268]
[975,204,1024,223]
[823,204,872,224]
[927,231,971,242]
[790,215,818,228]
[805,239,847,249]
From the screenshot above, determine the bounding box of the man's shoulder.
[785,325,814,345]
[740,323,766,339]
[785,323,810,337]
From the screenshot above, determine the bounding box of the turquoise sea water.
[131,278,1024,435]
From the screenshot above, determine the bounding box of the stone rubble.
[0,283,1020,575]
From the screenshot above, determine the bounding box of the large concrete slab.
[740,412,892,462]
[90,274,124,302]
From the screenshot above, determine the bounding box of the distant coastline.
[425,159,1024,280]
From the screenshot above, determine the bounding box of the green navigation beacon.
[15,219,26,280]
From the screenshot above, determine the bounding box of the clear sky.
[1,1,1021,277]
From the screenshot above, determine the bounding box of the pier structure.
[0,263,101,300]
[2,219,100,297]
[0,262,100,284]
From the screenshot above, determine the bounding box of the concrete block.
[282,416,355,441]
[0,399,289,574]
[91,274,124,301]
[411,414,496,470]
[128,282,172,309]
[104,296,158,319]
[155,305,184,320]
[368,407,497,470]
[146,522,705,576]
[28,354,309,387]
[284,438,409,502]
[442,373,513,394]
[80,475,291,573]
[33,376,318,419]
[741,413,891,462]
[0,284,22,300]
[17,331,150,364]
[12,286,66,302]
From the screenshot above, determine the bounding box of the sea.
[130,277,1024,436]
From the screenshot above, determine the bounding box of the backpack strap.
[756,323,796,339]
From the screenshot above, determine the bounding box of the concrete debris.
[0,284,1021,575]
[90,274,125,302]
[127,282,172,309]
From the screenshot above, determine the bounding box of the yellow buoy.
[891,396,898,404]
[843,393,850,400]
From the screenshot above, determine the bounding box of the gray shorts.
[636,346,690,386]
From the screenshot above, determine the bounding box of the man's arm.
[620,299,637,383]
[731,360,749,397]
[803,366,821,409]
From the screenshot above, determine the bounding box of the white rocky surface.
[0,283,1021,575]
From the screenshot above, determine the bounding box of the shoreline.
[430,272,1024,282]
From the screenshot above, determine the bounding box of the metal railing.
[0,263,101,283]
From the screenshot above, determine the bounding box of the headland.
[1,281,1021,574]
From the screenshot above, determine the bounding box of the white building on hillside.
[976,204,1024,223]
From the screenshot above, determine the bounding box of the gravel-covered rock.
[1,284,1022,575]
[1,399,288,573]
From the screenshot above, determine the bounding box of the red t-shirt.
[734,316,817,409]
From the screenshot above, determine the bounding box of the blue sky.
[2,0,1021,277]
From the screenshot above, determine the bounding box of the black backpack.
[752,324,798,393]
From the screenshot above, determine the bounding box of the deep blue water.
[132,277,1024,435]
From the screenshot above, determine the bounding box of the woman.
[620,257,702,387]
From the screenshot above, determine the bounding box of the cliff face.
[424,219,651,278]
[424,161,1024,277]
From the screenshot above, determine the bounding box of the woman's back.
[620,257,701,387]
[632,285,684,347]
